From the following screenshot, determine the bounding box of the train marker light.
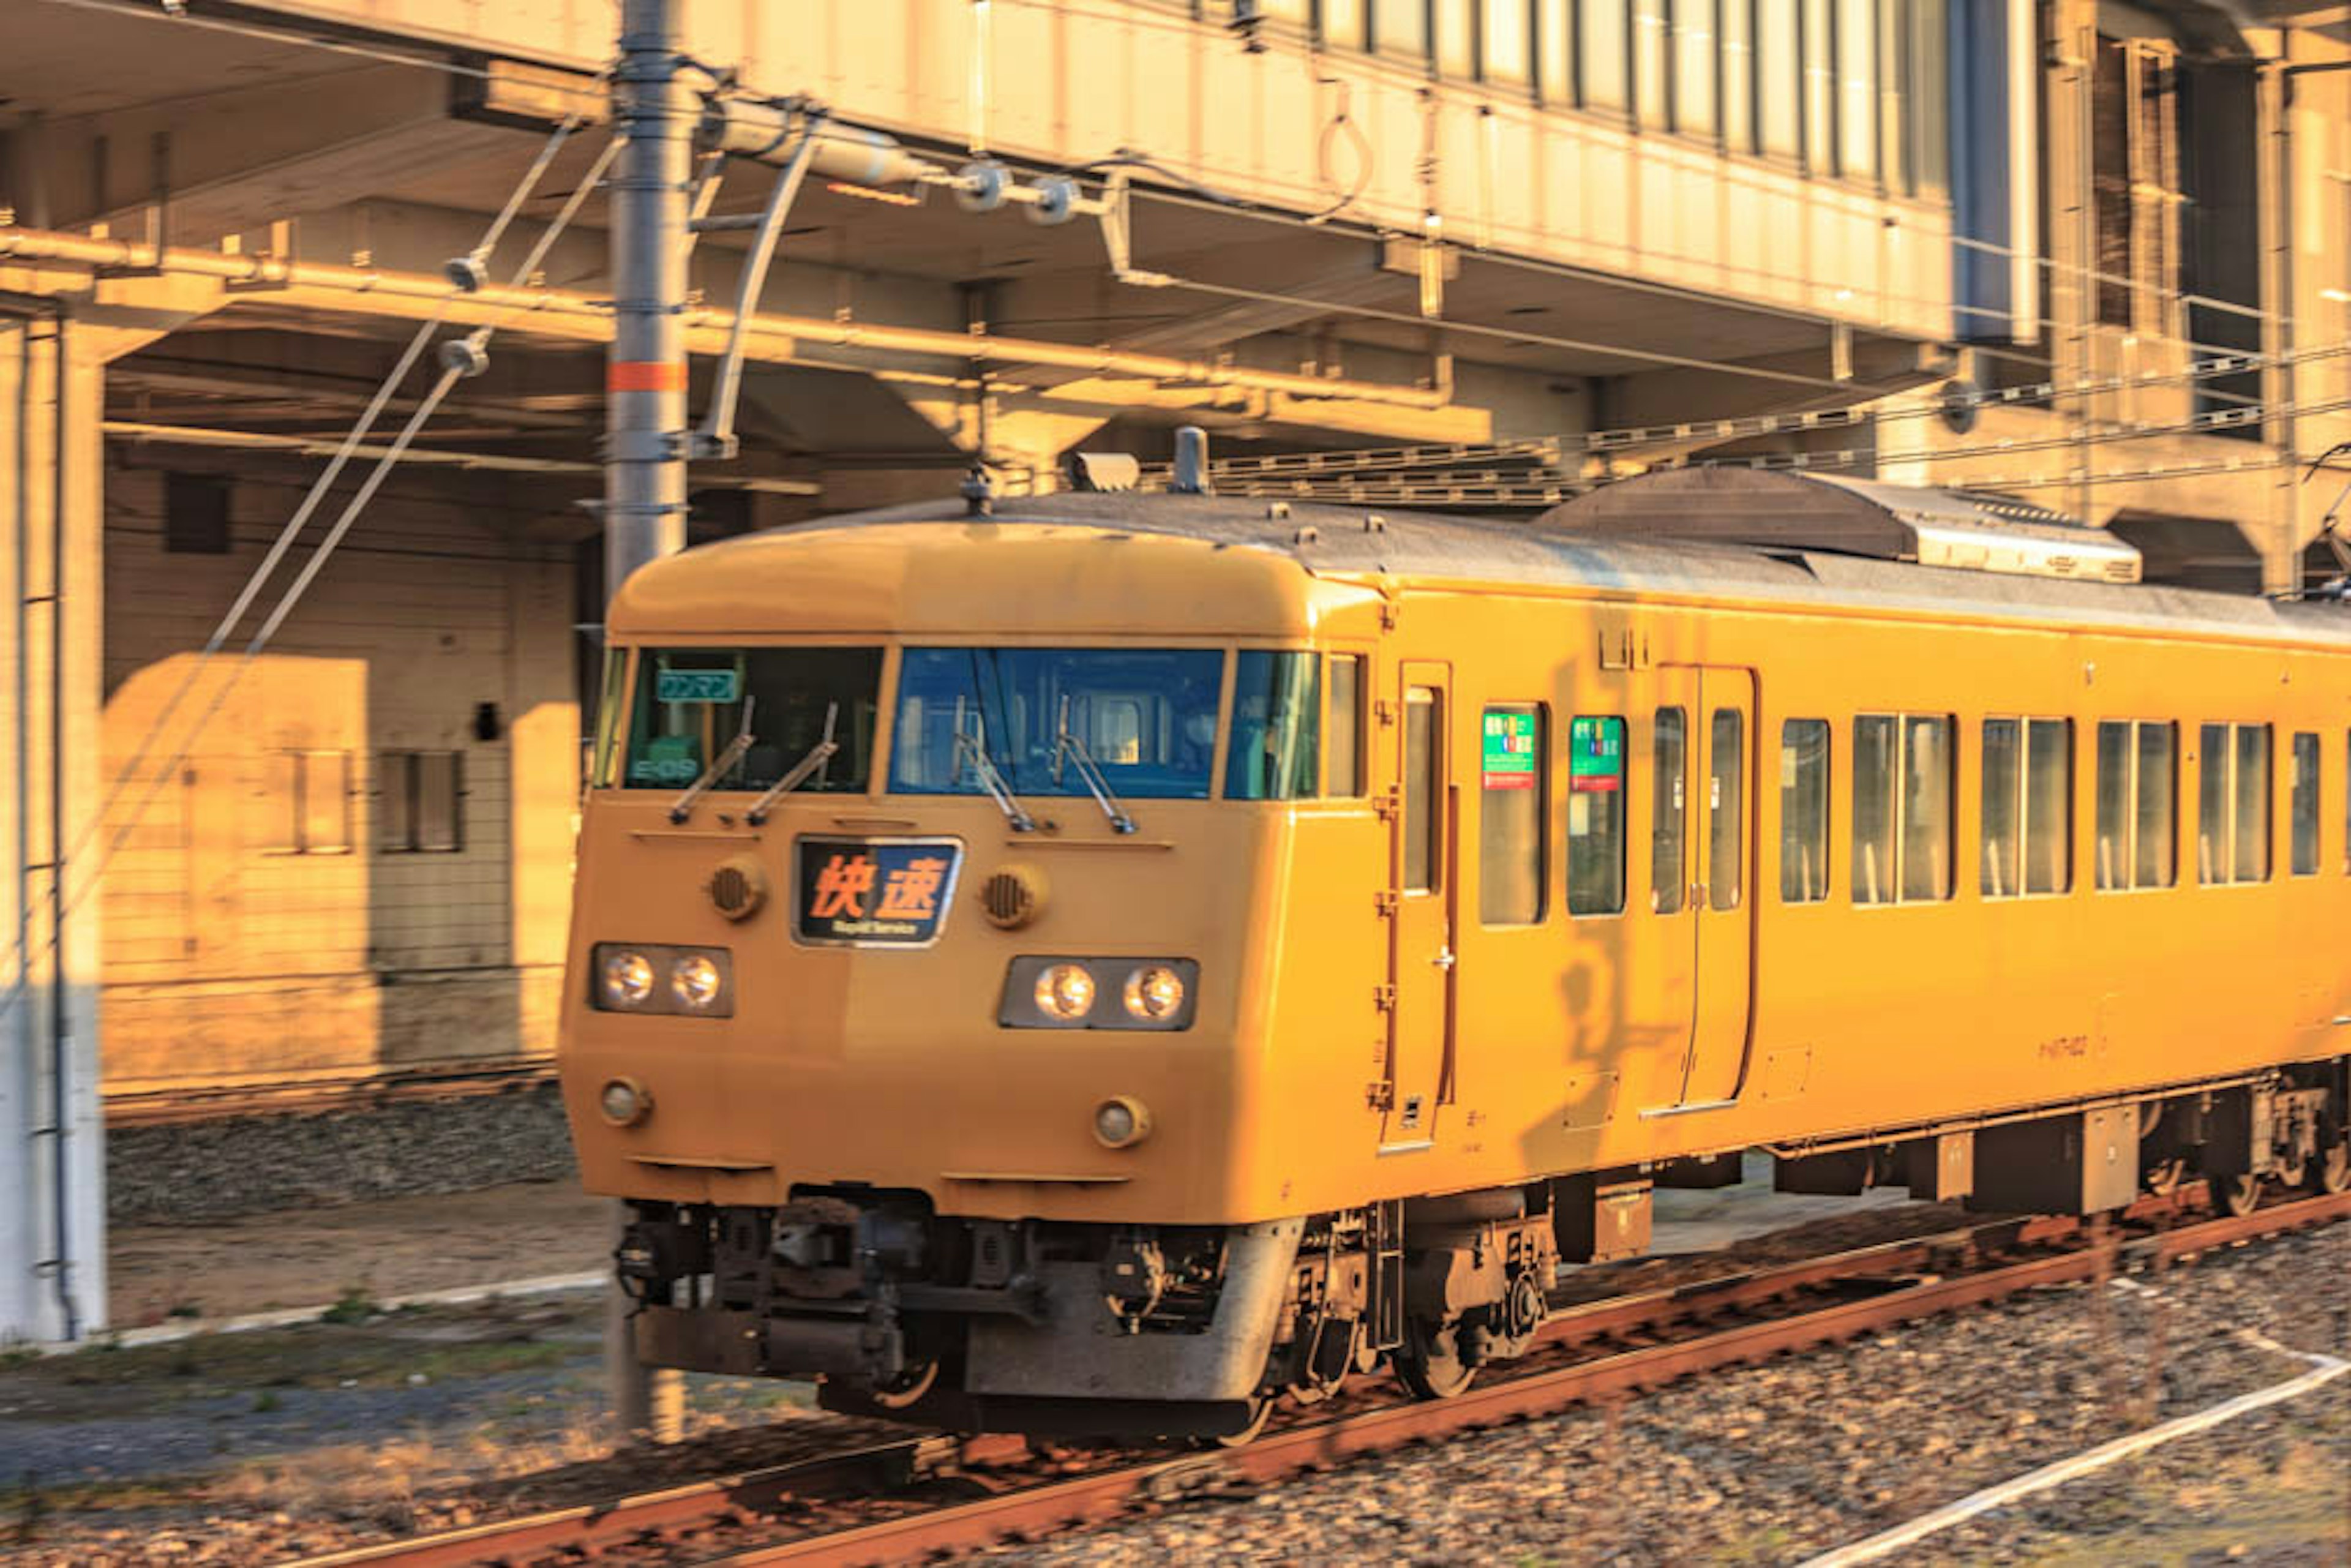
[599,1077,653,1127]
[1035,962,1097,1021]
[1093,1096,1151,1149]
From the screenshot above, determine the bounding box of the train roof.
[615,483,2351,650]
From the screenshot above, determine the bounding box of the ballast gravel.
[988,1224,2350,1567]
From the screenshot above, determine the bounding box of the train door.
[1684,670,1757,1104]
[1383,662,1454,1148]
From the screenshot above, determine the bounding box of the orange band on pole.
[607,360,687,392]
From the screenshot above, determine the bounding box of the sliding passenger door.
[1382,662,1455,1147]
[1683,669,1757,1105]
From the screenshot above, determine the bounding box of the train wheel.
[2212,1173,2262,1218]
[2143,1158,2185,1198]
[1393,1319,1477,1401]
[2315,1143,2350,1196]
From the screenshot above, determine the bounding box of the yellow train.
[560,462,2351,1439]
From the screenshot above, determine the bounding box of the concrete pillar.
[0,306,108,1344]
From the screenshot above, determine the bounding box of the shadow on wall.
[95,651,550,1100]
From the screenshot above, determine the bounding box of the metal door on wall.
[1383,661,1453,1148]
[1652,668,1757,1108]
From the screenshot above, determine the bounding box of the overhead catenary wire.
[0,120,623,1022]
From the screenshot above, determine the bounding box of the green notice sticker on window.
[656,667,741,704]
[1482,710,1537,791]
[1570,716,1625,793]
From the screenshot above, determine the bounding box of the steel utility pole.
[603,0,692,1446]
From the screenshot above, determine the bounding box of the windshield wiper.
[746,702,839,826]
[1052,694,1137,835]
[953,698,1037,833]
[669,727,757,823]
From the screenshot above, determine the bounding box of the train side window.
[1567,715,1627,917]
[1479,705,1548,925]
[1853,716,1897,904]
[2025,719,2073,894]
[1982,716,2071,898]
[2235,726,2271,882]
[1402,687,1441,893]
[1902,716,1954,901]
[2197,722,2271,885]
[1651,708,1688,913]
[2099,720,2178,891]
[1227,651,1321,800]
[1981,718,2022,898]
[1326,655,1365,798]
[2290,732,2320,877]
[1779,718,1831,903]
[1852,712,1952,904]
[1708,708,1744,910]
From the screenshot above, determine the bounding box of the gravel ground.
[107,1085,578,1223]
[987,1226,2350,1568]
[108,1177,608,1325]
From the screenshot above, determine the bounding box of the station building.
[0,0,2345,1340]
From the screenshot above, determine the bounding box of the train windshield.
[888,648,1224,800]
[619,647,882,792]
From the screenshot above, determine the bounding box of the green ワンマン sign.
[1569,716,1625,791]
[655,667,741,704]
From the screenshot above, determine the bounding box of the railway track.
[104,1064,557,1128]
[286,1185,2350,1568]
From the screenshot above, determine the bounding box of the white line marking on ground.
[1794,1348,2350,1567]
[29,1270,607,1357]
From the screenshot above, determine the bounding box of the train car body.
[561,470,2351,1438]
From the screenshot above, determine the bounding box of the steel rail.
[290,1189,2347,1568]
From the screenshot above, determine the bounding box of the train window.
[2098,719,2177,890]
[1853,715,1897,904]
[1981,717,2071,898]
[1228,652,1321,801]
[2291,732,2320,877]
[1374,0,1430,64]
[1901,716,1953,901]
[2235,726,2271,882]
[590,648,631,789]
[1708,708,1744,910]
[1481,705,1550,925]
[264,749,353,856]
[631,647,882,794]
[1779,718,1831,903]
[1327,655,1366,798]
[1851,711,1952,904]
[1582,0,1630,110]
[1436,0,1474,78]
[2025,719,2072,894]
[890,648,1220,800]
[1567,715,1626,917]
[2195,722,2271,885]
[1322,0,1367,50]
[1652,707,1688,914]
[1482,0,1532,86]
[1981,719,2022,898]
[1403,687,1442,892]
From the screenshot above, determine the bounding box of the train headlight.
[1121,965,1185,1022]
[599,1076,652,1127]
[1000,958,1198,1029]
[1093,1096,1151,1149]
[600,948,656,1008]
[670,953,725,1011]
[1034,962,1097,1021]
[590,943,733,1016]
